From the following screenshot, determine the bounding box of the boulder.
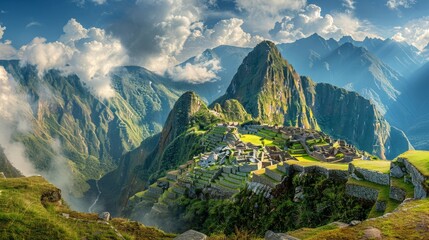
[265,231,300,240]
[0,172,5,179]
[329,221,349,228]
[362,227,382,240]
[174,230,207,240]
[375,201,387,212]
[98,212,111,221]
[40,189,62,206]
[390,165,404,178]
[350,220,361,226]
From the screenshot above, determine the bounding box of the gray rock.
[329,221,349,228]
[350,220,361,226]
[98,212,111,221]
[61,213,70,219]
[375,201,387,212]
[265,230,300,240]
[390,165,404,178]
[0,172,5,179]
[362,227,382,239]
[174,230,207,240]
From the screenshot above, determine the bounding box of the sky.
[1,0,429,84]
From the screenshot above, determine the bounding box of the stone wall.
[389,185,407,202]
[401,158,429,199]
[350,164,389,185]
[345,183,378,201]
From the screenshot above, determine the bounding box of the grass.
[398,150,429,176]
[285,160,349,171]
[0,176,175,240]
[391,177,414,199]
[288,198,429,240]
[240,134,273,146]
[294,155,318,162]
[351,160,391,174]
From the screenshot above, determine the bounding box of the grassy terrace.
[285,160,349,171]
[351,160,391,174]
[398,150,429,176]
[240,134,273,146]
[288,198,429,240]
[391,177,414,198]
[347,178,400,218]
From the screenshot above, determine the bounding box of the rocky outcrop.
[41,188,62,206]
[174,230,207,240]
[265,230,300,240]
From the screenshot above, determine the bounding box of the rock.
[0,172,5,179]
[293,186,304,202]
[61,213,70,219]
[350,220,361,226]
[329,221,349,228]
[40,189,62,206]
[351,173,362,181]
[375,201,387,212]
[265,230,300,240]
[98,212,111,221]
[174,230,207,240]
[390,165,404,178]
[362,227,382,239]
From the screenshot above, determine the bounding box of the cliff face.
[94,92,218,215]
[212,99,252,122]
[214,41,319,129]
[309,82,411,159]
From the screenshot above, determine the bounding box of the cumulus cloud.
[392,17,429,50]
[19,19,127,98]
[269,4,379,43]
[0,66,36,176]
[386,0,416,9]
[0,26,18,61]
[167,53,221,83]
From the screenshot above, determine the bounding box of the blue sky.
[1,0,429,74]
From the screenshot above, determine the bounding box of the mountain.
[0,60,183,196]
[172,45,252,103]
[91,91,221,215]
[339,36,425,77]
[387,62,429,149]
[214,41,411,159]
[0,146,23,178]
[213,41,319,129]
[278,35,404,114]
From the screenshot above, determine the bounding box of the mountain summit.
[214,41,319,129]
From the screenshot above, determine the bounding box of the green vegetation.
[351,160,391,174]
[166,174,369,237]
[399,150,429,176]
[0,176,174,240]
[288,198,429,240]
[240,134,273,146]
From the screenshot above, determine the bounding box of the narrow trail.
[88,180,101,213]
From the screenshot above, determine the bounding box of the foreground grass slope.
[0,176,174,240]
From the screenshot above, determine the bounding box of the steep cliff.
[213,41,319,129]
[0,146,23,178]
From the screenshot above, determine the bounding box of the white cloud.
[19,19,128,98]
[167,54,221,83]
[386,0,416,9]
[392,17,429,50]
[343,0,355,12]
[0,66,36,176]
[269,4,379,43]
[236,0,306,15]
[0,25,18,60]
[92,0,106,5]
[25,21,42,28]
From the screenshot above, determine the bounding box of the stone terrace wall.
[401,157,429,199]
[345,184,378,201]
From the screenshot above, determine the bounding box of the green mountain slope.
[214,41,411,159]
[0,60,182,196]
[93,92,221,215]
[213,41,319,129]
